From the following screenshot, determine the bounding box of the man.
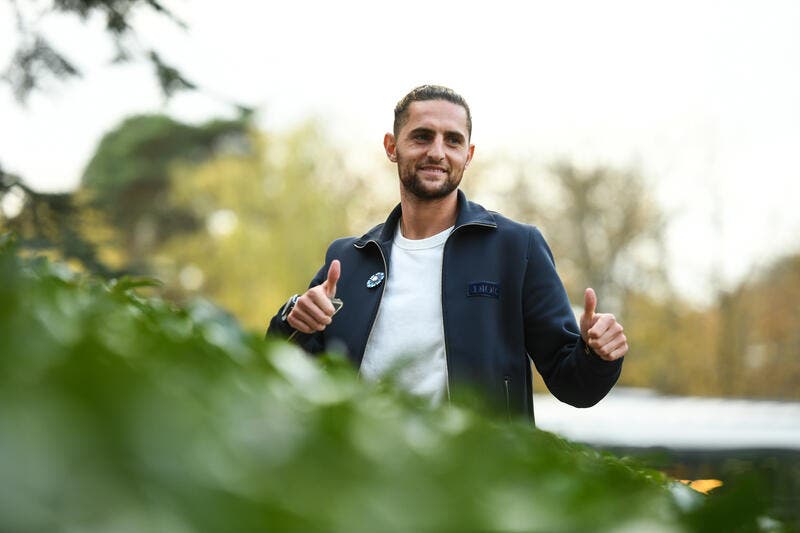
[267,85,627,420]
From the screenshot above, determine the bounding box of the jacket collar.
[354,189,497,247]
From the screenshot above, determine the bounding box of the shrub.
[0,238,772,532]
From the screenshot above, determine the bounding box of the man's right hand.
[286,259,341,334]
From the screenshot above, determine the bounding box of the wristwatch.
[280,294,299,322]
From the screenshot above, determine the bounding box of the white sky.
[1,0,799,303]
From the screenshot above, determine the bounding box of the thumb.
[583,287,597,318]
[323,259,341,298]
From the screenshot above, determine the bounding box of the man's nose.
[427,137,445,161]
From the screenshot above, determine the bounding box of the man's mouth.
[418,165,448,177]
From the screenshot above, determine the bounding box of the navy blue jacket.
[268,190,622,420]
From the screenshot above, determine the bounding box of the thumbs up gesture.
[579,288,628,361]
[287,260,341,334]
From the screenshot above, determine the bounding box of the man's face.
[384,100,475,200]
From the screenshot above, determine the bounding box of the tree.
[497,159,669,313]
[155,118,368,329]
[612,251,800,400]
[719,254,800,399]
[2,0,193,103]
[1,166,115,275]
[1,1,249,275]
[79,112,253,270]
[619,292,718,395]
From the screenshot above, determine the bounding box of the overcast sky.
[2,0,799,303]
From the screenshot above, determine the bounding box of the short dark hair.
[393,85,472,139]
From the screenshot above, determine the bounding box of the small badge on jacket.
[366,272,385,289]
[468,281,500,299]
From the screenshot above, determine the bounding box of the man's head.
[393,85,472,141]
[385,85,475,201]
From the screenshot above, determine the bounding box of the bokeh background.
[3,0,799,400]
[3,1,800,522]
[3,0,800,528]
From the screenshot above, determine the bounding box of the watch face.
[281,295,298,321]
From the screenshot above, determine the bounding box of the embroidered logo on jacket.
[468,281,500,299]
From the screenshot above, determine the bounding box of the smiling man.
[267,85,627,420]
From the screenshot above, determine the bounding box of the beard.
[401,173,459,199]
[397,156,464,200]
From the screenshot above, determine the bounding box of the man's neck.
[398,190,458,240]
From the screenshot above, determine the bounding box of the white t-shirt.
[359,223,453,407]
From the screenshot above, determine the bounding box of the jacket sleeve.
[265,263,329,354]
[522,227,622,407]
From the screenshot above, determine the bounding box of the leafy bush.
[0,238,775,532]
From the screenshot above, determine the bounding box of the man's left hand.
[579,288,628,361]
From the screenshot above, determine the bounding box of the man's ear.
[384,133,397,162]
[465,143,475,167]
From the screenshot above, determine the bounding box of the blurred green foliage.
[80,113,252,267]
[0,240,781,532]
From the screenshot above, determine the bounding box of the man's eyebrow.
[408,127,466,140]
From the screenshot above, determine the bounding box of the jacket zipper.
[504,376,511,421]
[354,239,388,375]
[441,221,497,404]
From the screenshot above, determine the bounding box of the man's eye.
[414,134,430,141]
[447,136,463,145]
